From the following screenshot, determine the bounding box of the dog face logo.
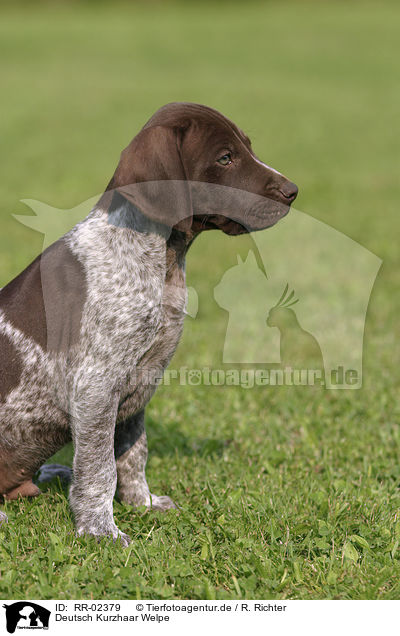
[2,602,50,634]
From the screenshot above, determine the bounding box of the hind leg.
[0,453,40,500]
[0,449,41,501]
[0,411,71,502]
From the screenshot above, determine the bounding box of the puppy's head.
[105,102,298,236]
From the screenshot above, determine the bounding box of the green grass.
[0,0,399,599]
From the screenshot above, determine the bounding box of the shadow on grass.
[146,415,231,459]
[40,417,229,484]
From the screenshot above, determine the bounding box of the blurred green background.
[0,0,399,600]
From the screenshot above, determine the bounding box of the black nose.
[279,181,298,202]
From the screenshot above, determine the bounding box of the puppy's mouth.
[243,199,292,232]
[220,201,292,234]
[192,215,248,236]
[192,199,293,236]
[220,219,248,235]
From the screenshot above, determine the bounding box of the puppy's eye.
[217,153,232,166]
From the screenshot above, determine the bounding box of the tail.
[36,464,72,484]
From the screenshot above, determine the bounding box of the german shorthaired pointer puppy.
[0,103,297,544]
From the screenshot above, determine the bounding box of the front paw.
[148,493,177,511]
[118,485,177,511]
[76,521,131,547]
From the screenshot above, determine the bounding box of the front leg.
[115,409,176,511]
[69,392,130,546]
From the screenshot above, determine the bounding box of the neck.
[107,191,172,239]
[101,190,205,282]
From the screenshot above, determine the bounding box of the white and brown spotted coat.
[0,102,298,543]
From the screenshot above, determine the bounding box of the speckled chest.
[68,211,188,413]
[116,240,188,418]
[0,208,188,435]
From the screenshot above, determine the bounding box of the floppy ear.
[105,125,193,233]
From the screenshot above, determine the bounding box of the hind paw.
[4,480,41,500]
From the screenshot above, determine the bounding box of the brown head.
[105,102,298,236]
